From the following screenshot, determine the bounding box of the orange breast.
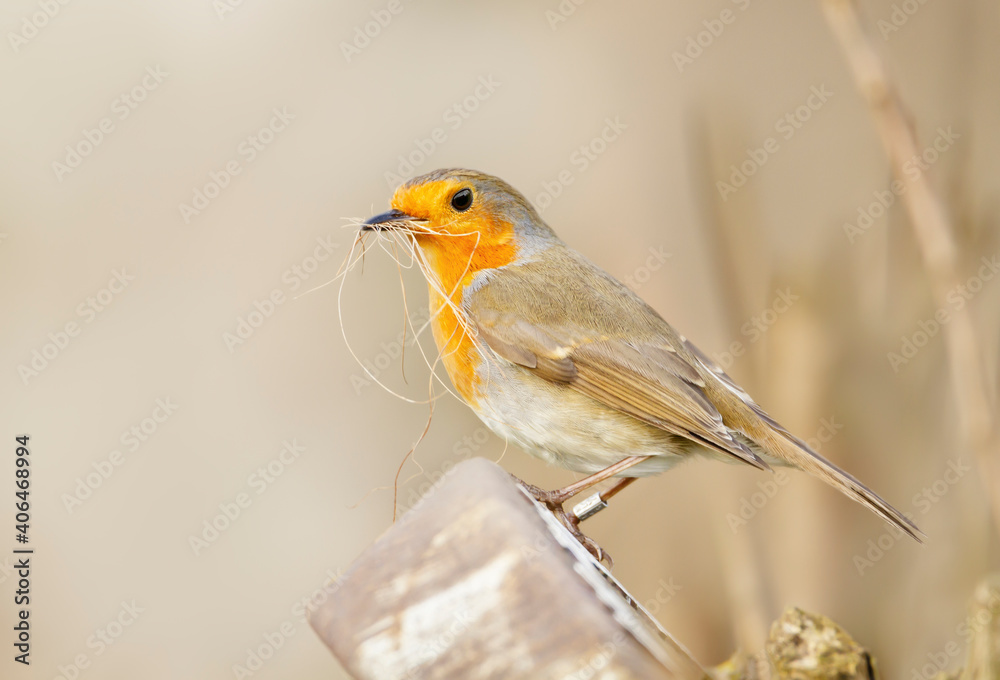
[420,225,517,404]
[429,290,481,403]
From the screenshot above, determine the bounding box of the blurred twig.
[962,575,1000,680]
[691,114,772,652]
[820,0,1000,536]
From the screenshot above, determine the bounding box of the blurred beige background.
[1,0,998,678]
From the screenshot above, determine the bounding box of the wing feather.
[469,279,768,470]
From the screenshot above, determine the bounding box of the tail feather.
[688,342,925,542]
[769,431,925,543]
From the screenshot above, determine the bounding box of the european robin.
[361,168,923,549]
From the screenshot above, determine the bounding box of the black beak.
[362,209,416,231]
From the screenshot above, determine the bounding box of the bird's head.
[363,169,555,287]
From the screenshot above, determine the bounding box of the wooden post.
[308,458,708,679]
[308,456,998,679]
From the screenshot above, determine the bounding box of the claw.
[511,474,614,567]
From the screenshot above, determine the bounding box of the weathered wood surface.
[309,456,1000,679]
[309,457,708,679]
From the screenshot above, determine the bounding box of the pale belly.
[466,345,707,477]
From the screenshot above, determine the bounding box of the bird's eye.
[450,188,473,212]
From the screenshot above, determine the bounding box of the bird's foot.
[511,478,575,508]
[551,503,614,568]
[510,474,613,567]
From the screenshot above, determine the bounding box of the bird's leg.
[562,477,642,566]
[520,455,652,508]
[510,456,651,566]
[597,475,640,502]
[572,476,640,521]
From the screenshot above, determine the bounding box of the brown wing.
[470,265,769,471]
[466,248,924,540]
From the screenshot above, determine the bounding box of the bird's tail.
[686,340,924,541]
[761,429,925,543]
